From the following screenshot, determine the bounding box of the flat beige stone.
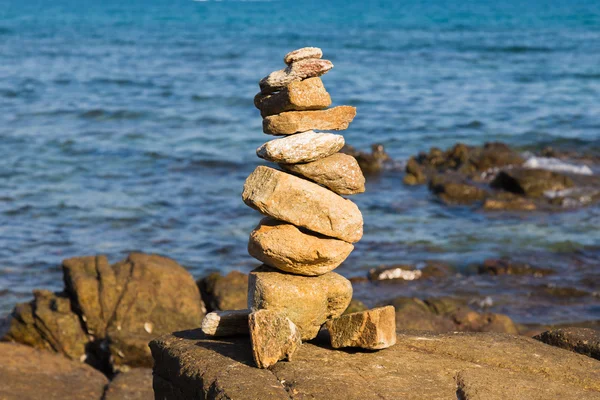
[263,106,357,135]
[242,166,363,243]
[257,130,344,164]
[281,152,366,195]
[326,306,396,350]
[284,47,323,65]
[201,310,250,337]
[248,309,302,369]
[254,77,331,118]
[248,265,353,340]
[260,58,333,94]
[248,217,354,276]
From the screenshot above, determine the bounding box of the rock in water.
[491,168,574,198]
[248,217,354,276]
[263,106,357,135]
[259,58,333,94]
[242,166,363,243]
[248,309,302,369]
[248,265,353,340]
[326,306,396,350]
[257,130,344,164]
[280,152,366,195]
[201,310,250,337]
[284,47,323,65]
[254,77,331,118]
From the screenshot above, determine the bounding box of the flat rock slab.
[284,47,323,65]
[150,330,600,400]
[257,130,344,164]
[104,368,154,400]
[0,342,108,400]
[326,306,396,350]
[254,77,331,118]
[263,106,356,135]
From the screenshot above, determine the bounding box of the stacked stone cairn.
[200,47,396,369]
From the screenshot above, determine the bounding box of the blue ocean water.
[1,0,599,325]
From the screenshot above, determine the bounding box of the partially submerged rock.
[257,130,344,164]
[259,58,333,94]
[341,143,392,174]
[491,168,574,197]
[429,174,487,204]
[535,327,600,361]
[326,306,396,350]
[242,166,363,243]
[248,309,302,368]
[478,258,554,277]
[248,218,354,276]
[201,310,250,337]
[263,106,356,135]
[248,265,352,340]
[280,152,365,195]
[368,264,422,282]
[254,77,331,117]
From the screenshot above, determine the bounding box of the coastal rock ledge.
[150,330,600,400]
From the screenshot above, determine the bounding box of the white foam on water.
[523,156,593,175]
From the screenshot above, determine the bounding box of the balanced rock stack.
[201,47,396,369]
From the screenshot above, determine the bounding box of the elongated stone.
[259,59,333,95]
[263,106,357,135]
[257,131,344,164]
[284,47,323,65]
[254,77,331,118]
[242,166,363,243]
[201,310,250,337]
[248,218,354,276]
[248,265,353,340]
[280,153,365,195]
[326,306,396,350]
[249,309,302,369]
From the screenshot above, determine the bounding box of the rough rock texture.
[257,130,344,164]
[248,218,354,276]
[104,368,154,400]
[263,106,356,135]
[259,58,333,94]
[3,253,205,372]
[248,265,353,340]
[197,271,248,312]
[0,342,108,400]
[535,327,600,360]
[150,330,600,400]
[429,174,487,204]
[492,168,574,197]
[201,310,250,337]
[254,77,331,118]
[249,309,302,368]
[326,306,396,350]
[284,47,323,65]
[242,166,363,243]
[281,152,365,195]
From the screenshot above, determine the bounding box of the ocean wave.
[524,156,593,175]
[80,109,146,120]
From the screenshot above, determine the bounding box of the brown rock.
[197,271,248,312]
[254,77,331,118]
[248,265,353,340]
[263,106,356,135]
[483,196,537,211]
[280,152,365,195]
[0,342,108,400]
[535,328,600,361]
[491,168,574,198]
[201,310,250,337]
[478,258,554,277]
[242,166,363,243]
[326,306,396,350]
[284,47,322,65]
[248,217,354,276]
[343,298,368,315]
[341,143,392,174]
[257,130,344,164]
[429,174,487,204]
[259,58,333,94]
[104,368,154,400]
[248,309,302,368]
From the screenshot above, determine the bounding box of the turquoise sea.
[1,0,599,326]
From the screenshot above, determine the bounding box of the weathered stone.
[483,196,537,211]
[478,258,554,277]
[242,166,363,243]
[248,265,353,340]
[0,342,108,400]
[326,306,396,350]
[280,152,365,195]
[260,58,333,94]
[491,168,574,198]
[104,368,154,400]
[197,271,248,312]
[263,106,356,135]
[150,330,600,400]
[254,77,331,118]
[429,174,487,204]
[257,130,344,164]
[248,217,354,276]
[201,310,250,337]
[248,309,302,368]
[341,143,392,174]
[535,328,600,361]
[284,47,323,65]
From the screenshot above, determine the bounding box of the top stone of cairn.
[284,47,323,65]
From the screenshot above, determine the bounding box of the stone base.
[150,329,600,400]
